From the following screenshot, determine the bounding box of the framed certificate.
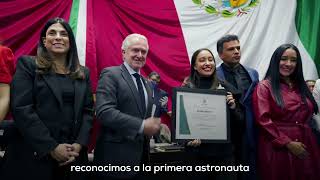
[172,87,230,143]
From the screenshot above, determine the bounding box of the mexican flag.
[66,0,320,91]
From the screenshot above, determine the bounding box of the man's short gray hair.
[121,33,149,51]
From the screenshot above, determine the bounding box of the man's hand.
[143,117,161,136]
[226,92,236,109]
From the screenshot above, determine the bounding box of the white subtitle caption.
[70,164,249,174]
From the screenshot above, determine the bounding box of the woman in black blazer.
[183,48,242,180]
[0,18,94,180]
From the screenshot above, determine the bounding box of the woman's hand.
[187,139,201,147]
[58,143,82,166]
[59,156,76,166]
[226,92,236,109]
[286,141,309,159]
[50,144,79,162]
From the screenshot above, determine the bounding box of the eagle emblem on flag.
[192,0,260,17]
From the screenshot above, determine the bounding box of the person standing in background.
[306,79,316,92]
[147,71,168,118]
[147,71,170,143]
[311,79,320,143]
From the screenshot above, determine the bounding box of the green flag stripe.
[69,0,80,37]
[295,0,320,74]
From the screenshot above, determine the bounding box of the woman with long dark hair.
[253,44,320,180]
[183,48,244,180]
[0,18,94,180]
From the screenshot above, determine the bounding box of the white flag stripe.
[174,0,318,80]
[75,0,87,66]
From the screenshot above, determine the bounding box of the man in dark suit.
[216,34,259,180]
[95,34,161,180]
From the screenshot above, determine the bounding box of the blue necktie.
[133,73,146,115]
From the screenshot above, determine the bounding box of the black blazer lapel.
[42,74,63,108]
[120,64,144,117]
